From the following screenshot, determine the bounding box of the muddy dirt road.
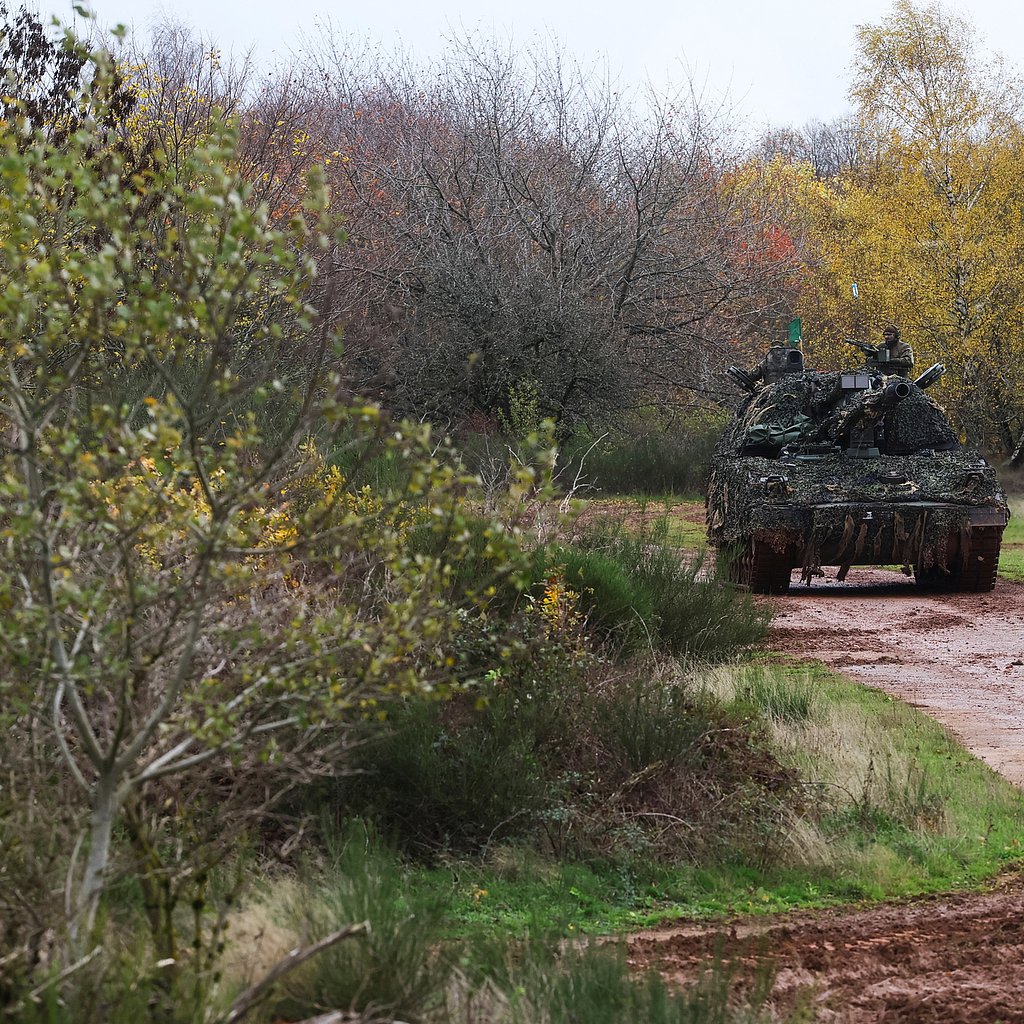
[769,570,1024,786]
[629,570,1024,1021]
[628,875,1024,1022]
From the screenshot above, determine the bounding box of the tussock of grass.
[219,885,302,993]
[231,827,778,1024]
[555,512,769,659]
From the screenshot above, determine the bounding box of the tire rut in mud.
[627,875,1024,1023]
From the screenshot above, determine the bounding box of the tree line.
[8,1,1021,455]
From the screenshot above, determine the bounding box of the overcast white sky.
[37,0,1024,130]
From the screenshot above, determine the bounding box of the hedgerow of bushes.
[556,408,730,496]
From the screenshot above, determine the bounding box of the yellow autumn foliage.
[793,0,1024,453]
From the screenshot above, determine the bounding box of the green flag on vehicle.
[787,318,803,347]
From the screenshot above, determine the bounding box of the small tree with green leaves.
[0,35,524,1018]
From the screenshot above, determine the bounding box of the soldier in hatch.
[880,324,914,376]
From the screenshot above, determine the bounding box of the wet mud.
[628,874,1024,1022]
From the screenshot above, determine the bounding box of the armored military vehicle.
[707,345,1009,593]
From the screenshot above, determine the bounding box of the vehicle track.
[627,874,1024,1022]
[769,569,1024,786]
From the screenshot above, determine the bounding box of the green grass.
[657,500,709,548]
[414,659,1024,935]
[1000,496,1024,581]
[555,510,768,658]
[559,412,727,497]
[420,856,865,935]
[227,830,781,1024]
[574,497,708,546]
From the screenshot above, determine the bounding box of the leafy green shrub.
[559,517,769,659]
[598,673,714,774]
[320,610,587,853]
[317,625,795,865]
[406,512,546,612]
[551,545,657,652]
[332,695,553,854]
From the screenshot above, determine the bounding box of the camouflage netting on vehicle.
[883,390,959,454]
[796,500,965,576]
[709,450,1003,515]
[716,371,957,457]
[707,450,1007,572]
[707,366,1008,583]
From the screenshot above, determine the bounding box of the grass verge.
[420,659,1024,934]
[213,655,1023,1022]
[1000,495,1023,581]
[227,826,779,1024]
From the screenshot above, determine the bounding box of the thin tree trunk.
[77,774,118,941]
[1011,427,1024,468]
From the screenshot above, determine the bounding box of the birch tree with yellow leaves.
[799,0,1024,456]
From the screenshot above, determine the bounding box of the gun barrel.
[913,362,946,390]
[844,338,878,356]
[880,379,913,406]
[822,379,911,442]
